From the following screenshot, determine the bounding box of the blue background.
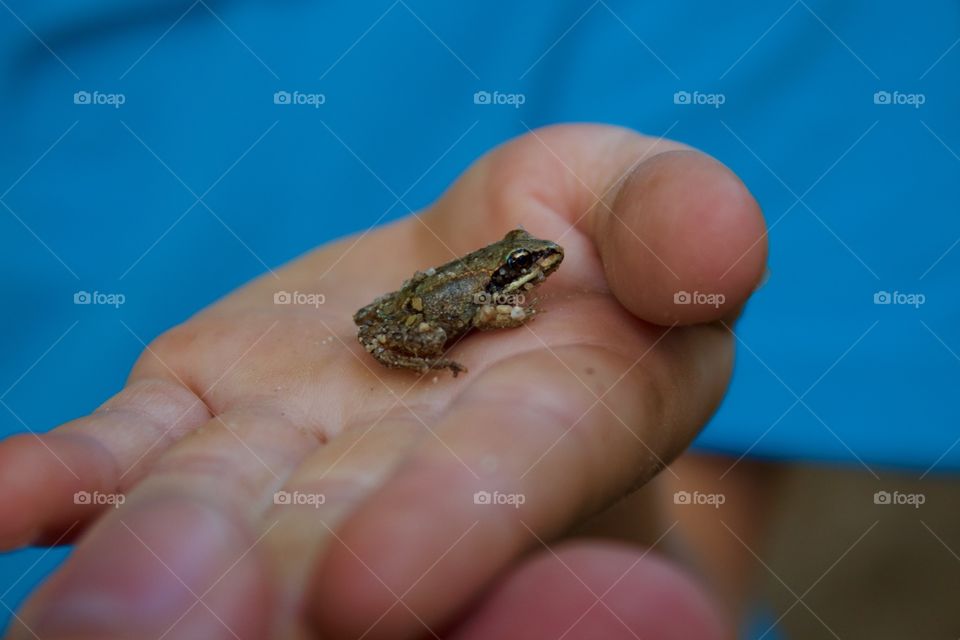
[1,0,957,631]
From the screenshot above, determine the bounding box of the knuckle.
[129,323,200,380]
[98,377,210,431]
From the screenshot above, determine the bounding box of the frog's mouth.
[500,250,563,294]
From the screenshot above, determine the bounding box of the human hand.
[1,124,766,639]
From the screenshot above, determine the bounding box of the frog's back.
[413,270,487,329]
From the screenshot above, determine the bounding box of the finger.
[261,414,424,639]
[9,403,315,640]
[11,495,269,640]
[446,541,725,640]
[0,377,210,549]
[309,328,732,639]
[591,148,767,324]
[423,123,767,324]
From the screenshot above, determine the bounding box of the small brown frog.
[353,228,564,375]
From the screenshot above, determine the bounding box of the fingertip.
[309,462,500,640]
[308,523,402,640]
[308,481,440,640]
[15,497,271,640]
[0,435,47,547]
[595,149,768,325]
[448,540,728,640]
[0,434,104,549]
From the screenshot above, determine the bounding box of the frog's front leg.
[472,303,534,330]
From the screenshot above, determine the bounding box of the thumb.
[424,124,767,326]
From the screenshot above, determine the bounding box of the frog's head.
[487,228,564,294]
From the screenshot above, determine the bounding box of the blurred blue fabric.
[0,0,956,631]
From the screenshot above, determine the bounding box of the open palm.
[2,124,766,640]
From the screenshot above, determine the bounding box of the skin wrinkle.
[14,379,215,545]
[130,329,212,403]
[230,399,331,446]
[97,378,206,419]
[133,491,264,560]
[94,379,213,449]
[344,403,446,434]
[135,320,292,420]
[137,320,328,437]
[53,431,121,491]
[83,404,206,476]
[140,455,281,526]
[127,407,321,542]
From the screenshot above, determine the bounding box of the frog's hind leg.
[397,323,468,376]
[430,357,467,377]
[384,353,468,377]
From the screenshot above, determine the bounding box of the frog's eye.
[507,249,533,270]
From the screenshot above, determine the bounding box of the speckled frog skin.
[353,228,564,375]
